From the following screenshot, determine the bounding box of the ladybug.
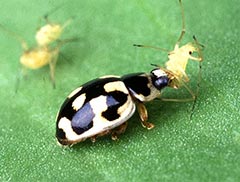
[56,68,175,146]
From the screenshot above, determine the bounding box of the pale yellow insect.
[35,17,72,46]
[35,4,73,46]
[134,0,204,114]
[0,21,76,89]
[19,43,59,88]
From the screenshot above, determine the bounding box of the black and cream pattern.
[56,69,169,145]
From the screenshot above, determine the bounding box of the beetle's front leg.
[136,102,154,130]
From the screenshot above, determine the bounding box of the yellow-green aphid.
[164,0,203,88]
[0,23,75,89]
[35,4,73,47]
[134,0,204,115]
[35,17,72,46]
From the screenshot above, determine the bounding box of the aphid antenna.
[37,3,70,28]
[0,23,28,50]
[175,0,186,47]
[55,37,80,48]
[150,63,161,67]
[133,44,170,52]
[43,3,67,23]
[61,17,74,29]
[193,35,205,50]
[133,0,186,53]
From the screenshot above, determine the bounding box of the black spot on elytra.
[71,102,94,135]
[56,77,121,122]
[56,128,66,140]
[102,91,128,121]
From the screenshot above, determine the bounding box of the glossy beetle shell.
[56,69,169,146]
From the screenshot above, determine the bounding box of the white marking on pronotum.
[151,69,168,78]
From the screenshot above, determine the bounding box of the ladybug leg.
[136,102,154,130]
[111,122,128,140]
[90,130,111,143]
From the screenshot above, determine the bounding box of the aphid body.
[20,46,58,69]
[0,17,76,89]
[56,68,170,146]
[36,19,72,46]
[165,41,203,88]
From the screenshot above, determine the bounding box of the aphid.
[56,68,176,146]
[19,39,76,88]
[35,16,72,46]
[35,4,73,46]
[0,22,76,89]
[134,0,203,103]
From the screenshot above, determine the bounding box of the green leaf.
[0,0,239,181]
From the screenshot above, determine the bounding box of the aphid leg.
[172,64,190,82]
[189,36,204,118]
[195,61,202,98]
[0,24,28,50]
[161,79,200,119]
[41,3,66,24]
[188,54,203,62]
[15,66,28,93]
[111,122,128,140]
[49,50,59,88]
[54,37,80,64]
[15,66,24,93]
[48,38,79,88]
[175,0,186,47]
[15,74,21,93]
[136,102,154,130]
[49,64,56,88]
[161,80,196,103]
